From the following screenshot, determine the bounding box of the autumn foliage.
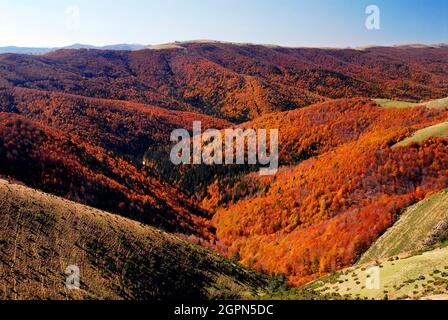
[211,102,448,285]
[0,43,447,286]
[0,43,447,122]
[0,112,213,236]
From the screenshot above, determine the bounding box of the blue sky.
[0,0,446,47]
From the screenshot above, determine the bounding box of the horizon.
[1,39,447,51]
[0,0,446,48]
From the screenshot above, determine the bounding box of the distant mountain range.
[0,41,446,55]
[0,43,147,54]
[0,42,446,122]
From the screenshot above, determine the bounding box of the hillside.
[394,122,448,147]
[374,99,421,109]
[0,87,230,158]
[140,97,448,285]
[0,43,447,291]
[241,98,448,164]
[0,179,266,300]
[375,97,448,110]
[209,100,448,285]
[426,97,448,109]
[359,189,448,264]
[301,246,448,300]
[0,43,447,122]
[145,98,448,208]
[263,190,448,300]
[0,112,213,236]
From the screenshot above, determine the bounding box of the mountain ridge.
[0,44,148,55]
[1,41,447,55]
[1,42,447,122]
[0,42,447,289]
[0,178,265,300]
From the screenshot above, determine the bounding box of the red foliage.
[211,100,448,285]
[243,98,447,163]
[0,44,447,122]
[0,112,213,237]
[0,44,447,285]
[0,87,229,158]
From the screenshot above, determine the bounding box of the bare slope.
[0,179,265,300]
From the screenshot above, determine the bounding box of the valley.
[0,178,266,300]
[0,42,447,299]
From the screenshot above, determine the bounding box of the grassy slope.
[375,97,448,147]
[426,97,448,109]
[295,190,448,300]
[375,97,448,110]
[394,122,448,147]
[267,191,448,300]
[309,247,448,300]
[0,179,266,300]
[359,189,448,264]
[374,99,421,109]
[268,247,448,300]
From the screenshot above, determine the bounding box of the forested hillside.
[0,43,447,122]
[0,43,447,289]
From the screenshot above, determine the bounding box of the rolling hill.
[0,42,447,294]
[266,190,448,300]
[394,122,448,147]
[0,112,214,237]
[0,87,230,159]
[374,97,448,110]
[144,98,448,209]
[209,100,448,285]
[0,44,147,55]
[0,178,266,300]
[299,189,448,300]
[0,43,447,122]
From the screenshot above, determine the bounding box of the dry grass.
[374,99,421,109]
[375,97,448,110]
[394,122,448,147]
[0,179,265,300]
[312,247,448,300]
[426,97,448,110]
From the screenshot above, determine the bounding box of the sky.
[0,0,446,48]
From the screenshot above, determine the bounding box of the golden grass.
[314,247,448,300]
[394,122,448,147]
[0,179,265,300]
